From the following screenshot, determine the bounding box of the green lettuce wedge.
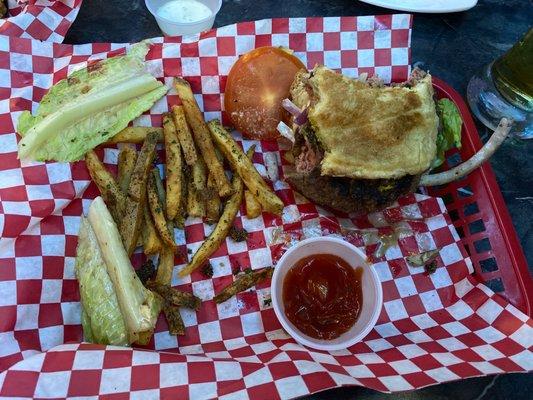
[75,197,161,346]
[433,98,463,169]
[76,217,129,346]
[18,41,168,162]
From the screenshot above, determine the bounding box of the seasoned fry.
[142,204,162,255]
[136,259,156,285]
[117,145,138,194]
[147,281,201,310]
[186,179,205,218]
[174,170,187,229]
[243,144,261,219]
[127,132,158,201]
[152,167,166,209]
[208,120,284,215]
[171,105,197,166]
[121,203,143,256]
[179,173,244,277]
[147,169,178,252]
[229,226,248,242]
[120,131,158,255]
[214,268,274,304]
[245,190,262,219]
[162,112,183,220]
[175,213,186,229]
[106,126,163,144]
[205,173,221,223]
[245,145,256,161]
[155,245,175,285]
[118,145,141,250]
[163,301,185,335]
[85,150,126,221]
[174,78,232,197]
[192,153,208,195]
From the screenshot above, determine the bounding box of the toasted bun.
[290,66,439,180]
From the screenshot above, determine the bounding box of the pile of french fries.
[85,77,284,334]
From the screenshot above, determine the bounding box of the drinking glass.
[467,28,532,139]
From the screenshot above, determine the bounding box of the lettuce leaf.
[75,217,129,346]
[432,98,463,169]
[86,197,161,344]
[26,85,167,161]
[17,41,168,162]
[76,200,162,346]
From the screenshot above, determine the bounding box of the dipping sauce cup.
[145,0,222,36]
[271,237,383,351]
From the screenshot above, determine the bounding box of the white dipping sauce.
[156,0,212,23]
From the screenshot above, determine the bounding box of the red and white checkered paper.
[0,15,532,399]
[0,0,82,42]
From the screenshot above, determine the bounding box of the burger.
[223,47,511,216]
[281,66,510,214]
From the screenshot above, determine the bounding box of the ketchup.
[282,254,363,340]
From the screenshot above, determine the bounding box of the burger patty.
[286,168,420,214]
[287,122,420,214]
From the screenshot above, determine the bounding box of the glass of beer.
[467,28,532,138]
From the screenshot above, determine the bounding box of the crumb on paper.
[201,262,213,278]
[229,226,248,242]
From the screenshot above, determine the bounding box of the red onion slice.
[277,121,295,143]
[281,98,302,117]
[281,98,308,126]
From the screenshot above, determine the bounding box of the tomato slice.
[224,47,306,140]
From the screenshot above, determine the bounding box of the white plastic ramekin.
[271,236,383,351]
[145,0,222,37]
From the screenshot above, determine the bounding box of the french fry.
[205,173,221,223]
[127,132,158,202]
[179,173,244,277]
[120,131,158,255]
[175,212,186,229]
[150,169,177,248]
[186,179,205,218]
[85,150,126,221]
[142,205,162,255]
[242,144,261,219]
[162,112,183,220]
[163,302,185,335]
[155,246,175,285]
[146,281,201,310]
[171,105,197,166]
[123,143,159,252]
[135,259,156,285]
[192,153,208,195]
[121,203,144,256]
[147,169,178,252]
[208,120,284,215]
[245,190,262,219]
[174,163,189,228]
[174,78,232,197]
[152,167,166,209]
[117,145,138,194]
[106,126,163,144]
[214,268,274,303]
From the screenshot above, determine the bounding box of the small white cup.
[271,236,383,351]
[145,0,222,37]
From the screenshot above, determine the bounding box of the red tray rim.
[432,76,533,316]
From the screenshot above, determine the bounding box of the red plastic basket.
[428,77,532,316]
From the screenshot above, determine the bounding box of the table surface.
[64,0,533,398]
